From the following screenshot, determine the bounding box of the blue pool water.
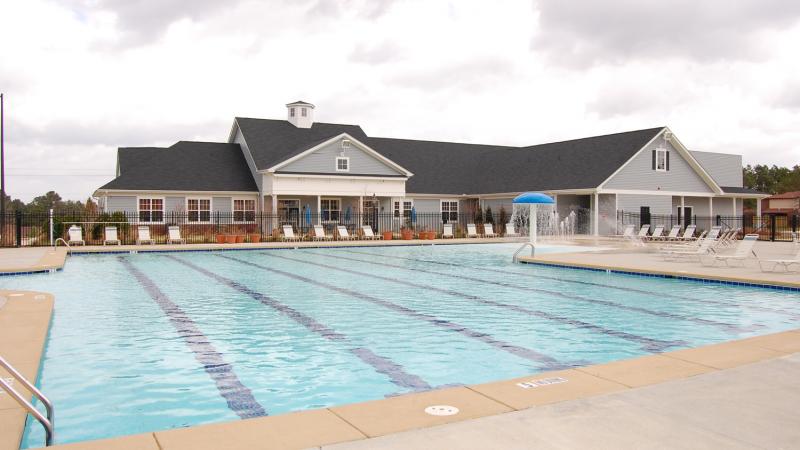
[1,243,798,447]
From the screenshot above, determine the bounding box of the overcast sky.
[1,0,799,201]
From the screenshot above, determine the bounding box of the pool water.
[1,243,798,447]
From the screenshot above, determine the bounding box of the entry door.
[278,199,300,226]
[681,206,693,228]
[362,198,379,231]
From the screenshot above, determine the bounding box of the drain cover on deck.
[424,405,459,416]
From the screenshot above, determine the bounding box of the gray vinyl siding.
[691,151,742,188]
[213,197,232,213]
[616,194,673,214]
[232,127,263,192]
[604,140,713,193]
[684,196,710,216]
[165,196,184,212]
[412,199,440,214]
[280,137,404,176]
[105,196,137,214]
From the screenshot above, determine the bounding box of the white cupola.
[286,100,315,128]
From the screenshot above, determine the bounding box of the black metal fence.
[0,210,522,247]
[616,211,799,242]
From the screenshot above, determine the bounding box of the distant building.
[761,191,800,215]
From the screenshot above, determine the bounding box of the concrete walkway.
[324,352,800,450]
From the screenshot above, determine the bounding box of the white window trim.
[440,199,459,222]
[335,156,350,172]
[341,139,351,149]
[231,197,257,223]
[320,197,342,222]
[301,107,307,117]
[655,148,668,172]
[136,195,165,224]
[186,197,213,223]
[392,198,414,220]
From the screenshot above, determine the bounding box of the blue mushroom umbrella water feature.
[512,192,555,260]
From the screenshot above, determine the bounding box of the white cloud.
[0,0,798,201]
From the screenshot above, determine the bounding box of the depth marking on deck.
[119,257,267,419]
[166,255,431,392]
[516,376,568,389]
[260,251,684,352]
[316,250,744,333]
[216,254,570,370]
[342,249,798,322]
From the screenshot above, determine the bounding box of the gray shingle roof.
[721,186,768,195]
[98,141,258,192]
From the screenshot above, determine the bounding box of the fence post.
[792,214,798,235]
[770,214,776,242]
[15,210,22,247]
[49,209,54,246]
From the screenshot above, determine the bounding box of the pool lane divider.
[320,250,745,333]
[213,254,572,371]
[118,257,267,419]
[342,249,797,322]
[164,255,432,392]
[257,251,684,352]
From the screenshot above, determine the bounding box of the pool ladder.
[512,242,535,263]
[54,238,71,254]
[0,355,54,446]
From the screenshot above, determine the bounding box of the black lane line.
[213,254,572,370]
[256,251,685,352]
[343,249,796,322]
[304,250,744,333]
[119,257,267,419]
[165,255,431,392]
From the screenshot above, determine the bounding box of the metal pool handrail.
[53,238,71,253]
[0,355,54,446]
[512,242,535,263]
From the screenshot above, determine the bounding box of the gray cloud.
[387,58,516,91]
[532,0,800,67]
[349,41,403,64]
[305,0,397,20]
[774,82,800,110]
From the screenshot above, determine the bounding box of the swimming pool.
[2,243,798,447]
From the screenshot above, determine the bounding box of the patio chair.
[662,235,716,260]
[700,234,759,267]
[757,245,800,273]
[281,225,300,242]
[484,223,497,238]
[676,224,697,241]
[103,226,121,245]
[505,222,519,237]
[662,225,682,241]
[466,223,479,238]
[312,225,333,241]
[613,224,635,239]
[442,223,455,239]
[336,225,355,240]
[167,226,185,244]
[626,224,650,246]
[67,225,85,246]
[646,225,664,241]
[136,226,155,245]
[361,225,381,240]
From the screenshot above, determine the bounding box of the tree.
[743,164,800,194]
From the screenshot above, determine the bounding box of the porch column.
[709,197,714,228]
[317,195,322,225]
[358,196,363,227]
[732,197,737,216]
[756,197,762,216]
[271,194,277,232]
[592,192,599,236]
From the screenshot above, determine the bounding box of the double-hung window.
[393,200,413,218]
[336,156,349,172]
[233,199,256,222]
[138,198,163,223]
[655,148,668,172]
[188,199,211,222]
[441,200,458,223]
[321,198,340,222]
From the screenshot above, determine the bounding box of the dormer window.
[654,147,669,172]
[290,107,296,117]
[336,156,350,172]
[301,107,307,117]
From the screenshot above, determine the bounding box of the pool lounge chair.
[614,224,635,238]
[361,225,381,240]
[136,226,155,245]
[505,222,519,237]
[336,225,355,240]
[676,224,697,241]
[282,225,301,242]
[484,223,497,238]
[103,226,121,245]
[167,226,185,244]
[645,225,665,241]
[626,224,650,246]
[466,223,480,238]
[67,225,85,246]
[312,225,332,241]
[662,236,717,261]
[442,223,455,238]
[700,234,759,267]
[757,245,800,272]
[661,225,681,241]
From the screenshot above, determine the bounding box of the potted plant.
[382,230,393,240]
[400,228,414,240]
[235,234,245,243]
[248,233,261,243]
[215,234,227,244]
[225,234,237,244]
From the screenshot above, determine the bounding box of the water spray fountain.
[511,192,555,262]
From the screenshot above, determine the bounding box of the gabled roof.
[767,190,800,199]
[234,118,368,170]
[97,141,258,192]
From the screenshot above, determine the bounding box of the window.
[187,198,211,222]
[441,200,458,223]
[277,199,300,222]
[655,148,668,172]
[301,107,307,117]
[341,139,351,149]
[138,198,163,223]
[234,199,256,222]
[393,199,413,218]
[321,198,340,221]
[336,156,350,172]
[290,107,295,117]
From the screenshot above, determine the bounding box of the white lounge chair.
[700,234,759,267]
[281,225,300,242]
[627,224,650,246]
[758,245,800,273]
[336,225,355,240]
[103,226,120,245]
[67,225,85,246]
[167,226,185,244]
[361,225,381,240]
[661,225,681,241]
[615,224,635,238]
[136,226,154,245]
[646,225,665,241]
[484,223,497,238]
[505,222,519,237]
[676,224,697,241]
[312,225,332,241]
[662,237,716,261]
[467,223,479,238]
[442,223,455,239]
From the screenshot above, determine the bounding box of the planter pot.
[248,234,261,243]
[215,234,227,244]
[401,230,414,240]
[427,231,437,240]
[235,234,245,243]
[382,231,393,240]
[225,234,237,244]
